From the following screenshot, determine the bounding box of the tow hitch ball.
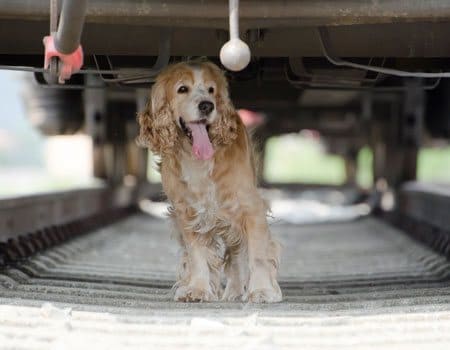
[220,0,251,71]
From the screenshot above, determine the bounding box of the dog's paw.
[246,287,282,303]
[221,286,245,302]
[174,285,217,303]
[221,284,245,301]
[221,293,244,302]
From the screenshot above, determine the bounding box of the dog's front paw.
[246,286,282,303]
[174,285,217,303]
[221,284,245,302]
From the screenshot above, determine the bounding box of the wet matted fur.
[137,61,281,303]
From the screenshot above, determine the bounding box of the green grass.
[356,146,373,188]
[264,135,346,185]
[418,146,450,183]
[264,135,450,187]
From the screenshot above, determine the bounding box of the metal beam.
[3,22,450,57]
[385,182,450,260]
[0,184,157,242]
[1,1,450,28]
[398,182,450,231]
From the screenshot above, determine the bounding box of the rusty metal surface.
[2,1,450,28]
[3,21,450,57]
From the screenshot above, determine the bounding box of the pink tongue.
[188,122,214,160]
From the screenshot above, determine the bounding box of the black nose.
[198,101,214,115]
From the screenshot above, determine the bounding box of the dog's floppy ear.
[137,79,178,156]
[209,81,239,147]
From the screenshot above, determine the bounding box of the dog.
[137,61,282,303]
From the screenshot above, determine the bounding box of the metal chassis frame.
[385,182,450,260]
[0,183,159,266]
[2,1,450,28]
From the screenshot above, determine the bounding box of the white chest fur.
[180,155,214,191]
[180,154,219,234]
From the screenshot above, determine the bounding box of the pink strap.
[43,35,83,84]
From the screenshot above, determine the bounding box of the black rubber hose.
[54,0,88,54]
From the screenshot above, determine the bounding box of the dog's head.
[137,61,238,160]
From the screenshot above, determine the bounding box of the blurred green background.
[265,136,450,188]
[1,71,449,197]
[149,135,449,189]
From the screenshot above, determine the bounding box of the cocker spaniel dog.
[138,61,281,303]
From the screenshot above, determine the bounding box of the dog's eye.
[177,85,189,94]
[208,87,215,94]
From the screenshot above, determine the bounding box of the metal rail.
[0,184,159,266]
[398,182,450,230]
[385,182,450,260]
[2,180,449,267]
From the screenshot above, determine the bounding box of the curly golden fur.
[137,61,282,303]
[137,81,179,155]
